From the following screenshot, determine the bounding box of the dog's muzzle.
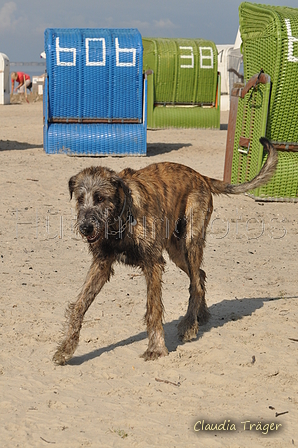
[79,221,101,243]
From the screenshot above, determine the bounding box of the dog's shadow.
[0,140,43,151]
[147,142,192,156]
[68,295,292,366]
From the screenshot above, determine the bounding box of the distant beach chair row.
[43,29,222,156]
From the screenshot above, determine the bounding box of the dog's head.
[69,166,129,244]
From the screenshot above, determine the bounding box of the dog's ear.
[68,175,77,200]
[111,174,130,197]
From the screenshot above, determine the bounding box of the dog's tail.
[208,137,278,195]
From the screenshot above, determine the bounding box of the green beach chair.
[143,37,220,129]
[226,2,298,201]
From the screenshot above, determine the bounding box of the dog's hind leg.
[169,241,209,332]
[177,198,211,342]
[53,258,114,365]
[141,257,169,361]
[196,268,210,324]
[177,244,208,341]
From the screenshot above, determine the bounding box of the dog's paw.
[140,347,169,361]
[52,347,73,366]
[52,351,67,365]
[178,318,198,342]
[52,335,79,365]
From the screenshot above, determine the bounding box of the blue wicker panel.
[44,28,143,120]
[45,123,146,155]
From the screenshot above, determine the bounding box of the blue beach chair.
[43,28,147,155]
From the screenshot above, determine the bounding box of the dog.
[53,137,277,365]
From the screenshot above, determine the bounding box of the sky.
[1,0,297,62]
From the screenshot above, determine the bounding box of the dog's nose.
[79,222,94,236]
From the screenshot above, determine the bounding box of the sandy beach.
[0,99,297,447]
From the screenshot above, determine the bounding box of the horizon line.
[10,62,46,66]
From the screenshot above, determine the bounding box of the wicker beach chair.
[142,37,220,129]
[224,2,298,201]
[43,28,147,155]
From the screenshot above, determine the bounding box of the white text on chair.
[55,37,137,67]
[285,19,298,63]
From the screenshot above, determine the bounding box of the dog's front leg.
[141,260,169,361]
[53,258,113,365]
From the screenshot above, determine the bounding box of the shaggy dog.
[53,137,277,365]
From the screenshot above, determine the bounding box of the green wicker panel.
[231,74,298,201]
[143,37,218,104]
[239,2,298,143]
[231,81,271,198]
[146,71,220,129]
[254,151,298,200]
[150,104,220,129]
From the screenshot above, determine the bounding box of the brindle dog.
[53,137,277,365]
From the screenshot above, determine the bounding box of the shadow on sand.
[0,140,43,151]
[146,142,192,156]
[68,295,295,366]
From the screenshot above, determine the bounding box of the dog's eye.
[93,194,104,204]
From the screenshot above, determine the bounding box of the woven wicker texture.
[231,73,298,200]
[239,2,298,143]
[45,123,147,155]
[252,151,298,200]
[45,28,143,120]
[231,80,271,198]
[231,74,298,201]
[230,3,298,200]
[143,37,220,129]
[43,28,147,155]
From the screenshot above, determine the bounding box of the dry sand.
[0,100,297,447]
